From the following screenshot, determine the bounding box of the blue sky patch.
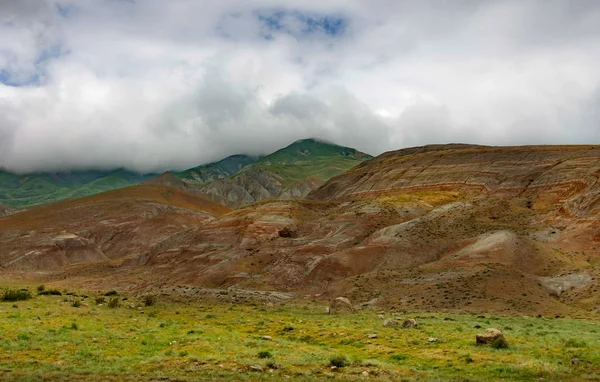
[256,10,348,40]
[0,45,63,87]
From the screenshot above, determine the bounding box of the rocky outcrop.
[0,203,13,217]
[539,273,593,297]
[198,170,326,208]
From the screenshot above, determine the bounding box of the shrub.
[143,295,156,307]
[2,289,32,302]
[282,325,294,332]
[71,322,78,330]
[71,299,81,308]
[38,289,62,296]
[37,285,45,292]
[104,290,118,296]
[390,353,407,362]
[95,296,106,305]
[258,351,272,359]
[491,337,509,349]
[329,355,350,368]
[564,338,587,348]
[107,297,120,309]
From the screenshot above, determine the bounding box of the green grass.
[0,287,598,380]
[0,169,154,208]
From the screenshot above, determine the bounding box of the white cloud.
[0,0,599,173]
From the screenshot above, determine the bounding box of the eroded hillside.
[0,144,598,315]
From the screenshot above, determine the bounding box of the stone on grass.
[383,318,399,327]
[402,319,418,328]
[328,297,354,315]
[476,328,504,345]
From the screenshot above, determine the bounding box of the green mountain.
[191,138,373,207]
[0,138,372,209]
[0,169,155,208]
[174,154,260,184]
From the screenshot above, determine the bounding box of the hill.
[174,154,260,184]
[0,144,599,316]
[0,169,156,208]
[191,138,373,207]
[0,184,230,272]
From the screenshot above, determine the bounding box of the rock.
[571,357,580,366]
[249,365,264,372]
[402,319,418,328]
[539,273,593,297]
[428,337,438,342]
[261,336,273,341]
[328,297,354,315]
[367,333,378,339]
[476,328,504,345]
[378,314,384,319]
[383,318,399,327]
[361,371,369,377]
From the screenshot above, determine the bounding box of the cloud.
[0,0,599,173]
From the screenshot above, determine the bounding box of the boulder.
[402,319,418,328]
[328,297,354,314]
[383,318,399,327]
[476,328,504,345]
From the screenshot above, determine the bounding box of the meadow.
[0,285,598,381]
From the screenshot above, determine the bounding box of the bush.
[38,289,62,296]
[71,299,81,308]
[104,290,118,296]
[2,289,32,302]
[329,355,350,368]
[258,350,272,359]
[491,337,509,349]
[37,285,45,292]
[390,353,407,361]
[107,297,120,309]
[143,295,156,307]
[564,338,587,348]
[95,296,106,305]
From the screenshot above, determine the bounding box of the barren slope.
[0,185,230,273]
[1,144,599,316]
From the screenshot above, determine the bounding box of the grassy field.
[0,286,599,381]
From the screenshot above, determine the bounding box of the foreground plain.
[0,286,599,381]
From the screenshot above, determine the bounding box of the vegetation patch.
[1,289,32,302]
[0,284,598,380]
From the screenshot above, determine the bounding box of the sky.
[1,0,599,173]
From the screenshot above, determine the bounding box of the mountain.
[0,169,156,208]
[1,143,599,316]
[191,138,373,207]
[174,154,260,184]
